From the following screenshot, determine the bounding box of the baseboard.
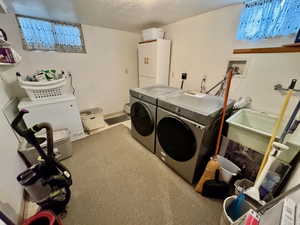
[104,111,125,119]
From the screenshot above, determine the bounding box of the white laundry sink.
[226,109,300,163]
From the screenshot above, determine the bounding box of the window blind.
[237,0,300,40]
[17,16,86,53]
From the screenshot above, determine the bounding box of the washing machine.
[156,93,234,183]
[129,85,182,153]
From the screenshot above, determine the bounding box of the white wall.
[0,13,140,114]
[163,4,300,116]
[0,78,24,223]
[0,12,139,223]
[163,5,300,190]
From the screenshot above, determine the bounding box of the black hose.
[180,80,184,89]
[11,109,29,137]
[206,77,226,95]
[34,123,54,160]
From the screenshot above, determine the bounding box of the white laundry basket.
[19,76,67,101]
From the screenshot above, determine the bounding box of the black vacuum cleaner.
[11,109,72,214]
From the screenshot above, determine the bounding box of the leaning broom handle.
[214,68,234,155]
[194,68,234,193]
[257,79,297,177]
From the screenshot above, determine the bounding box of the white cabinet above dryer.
[138,39,171,88]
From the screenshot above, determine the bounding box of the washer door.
[157,116,197,162]
[131,102,154,136]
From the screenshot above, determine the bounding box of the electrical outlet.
[181,73,187,80]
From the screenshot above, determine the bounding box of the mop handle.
[257,79,297,177]
[214,68,234,156]
[279,100,300,143]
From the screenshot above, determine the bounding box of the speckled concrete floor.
[63,124,222,225]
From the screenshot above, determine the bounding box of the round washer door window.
[131,102,154,136]
[157,117,197,162]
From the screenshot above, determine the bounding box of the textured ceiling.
[3,0,242,32]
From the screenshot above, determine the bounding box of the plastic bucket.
[219,196,254,225]
[234,179,254,195]
[217,155,241,183]
[22,210,63,225]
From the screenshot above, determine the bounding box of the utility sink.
[226,109,300,163]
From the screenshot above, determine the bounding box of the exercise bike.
[11,109,72,214]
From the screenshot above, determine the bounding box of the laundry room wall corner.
[0,78,25,224]
[0,13,140,115]
[163,4,300,116]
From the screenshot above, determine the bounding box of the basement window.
[16,15,86,53]
[237,0,300,40]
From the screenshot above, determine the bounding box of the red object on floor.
[244,210,260,225]
[22,210,63,225]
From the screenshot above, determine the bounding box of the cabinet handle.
[144,57,150,64]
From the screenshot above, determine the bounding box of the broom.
[257,79,297,177]
[195,68,234,193]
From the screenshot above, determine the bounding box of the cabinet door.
[139,76,156,88]
[138,42,157,77]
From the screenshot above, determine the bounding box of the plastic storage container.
[234,179,254,195]
[19,129,72,166]
[81,108,105,134]
[142,28,164,41]
[217,155,241,183]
